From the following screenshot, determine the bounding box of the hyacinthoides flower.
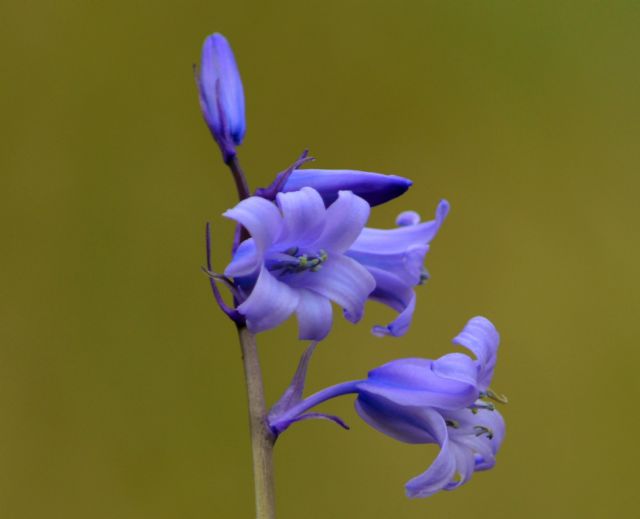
[268,317,507,498]
[196,31,504,519]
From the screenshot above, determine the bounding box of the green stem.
[237,326,276,519]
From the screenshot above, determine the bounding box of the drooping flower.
[346,200,450,337]
[355,317,505,497]
[267,316,506,498]
[196,33,246,162]
[224,187,376,340]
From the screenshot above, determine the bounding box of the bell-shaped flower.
[354,317,505,497]
[224,187,376,341]
[346,200,450,337]
[356,399,505,498]
[266,317,506,498]
[196,33,246,161]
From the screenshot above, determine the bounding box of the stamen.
[474,425,494,440]
[469,402,496,412]
[446,419,460,429]
[480,388,509,405]
[270,248,328,274]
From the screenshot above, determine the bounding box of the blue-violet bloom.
[347,200,450,337]
[268,316,506,498]
[355,317,504,497]
[197,33,246,161]
[224,187,376,340]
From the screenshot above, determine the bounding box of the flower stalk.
[237,326,276,519]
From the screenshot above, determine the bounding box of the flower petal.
[275,187,327,247]
[452,317,500,391]
[236,266,299,333]
[432,353,479,387]
[351,199,449,254]
[223,196,282,255]
[286,255,375,323]
[404,408,457,498]
[282,169,412,207]
[355,394,437,444]
[315,191,370,254]
[225,238,259,277]
[359,358,478,410]
[372,291,417,337]
[296,289,333,341]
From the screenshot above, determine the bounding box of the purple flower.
[196,33,246,161]
[224,187,376,340]
[355,317,505,497]
[346,200,450,337]
[267,317,506,498]
[281,169,412,207]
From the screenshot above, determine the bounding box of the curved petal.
[372,291,417,337]
[443,441,476,491]
[275,187,327,247]
[355,394,437,444]
[237,266,299,333]
[315,191,370,253]
[296,289,333,341]
[359,358,478,410]
[225,237,259,277]
[364,267,417,337]
[286,255,375,323]
[432,353,479,387]
[404,408,457,498]
[452,317,500,391]
[347,244,428,287]
[351,199,449,254]
[282,169,412,207]
[223,197,282,255]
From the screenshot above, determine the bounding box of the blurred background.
[2,1,638,517]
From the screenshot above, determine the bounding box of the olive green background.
[2,1,638,518]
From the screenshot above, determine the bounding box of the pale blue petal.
[223,197,282,255]
[359,358,478,410]
[443,442,476,491]
[296,289,333,341]
[355,395,437,444]
[237,266,299,333]
[225,238,259,277]
[315,191,370,253]
[350,199,449,254]
[275,187,327,247]
[432,353,479,387]
[452,317,500,391]
[396,210,420,226]
[372,291,417,337]
[286,255,375,323]
[404,409,457,498]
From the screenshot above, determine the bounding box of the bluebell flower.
[355,317,505,497]
[196,33,246,162]
[224,187,376,340]
[268,317,506,498]
[347,200,450,337]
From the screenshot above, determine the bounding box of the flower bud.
[197,33,246,160]
[282,169,412,207]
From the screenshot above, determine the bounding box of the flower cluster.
[197,32,507,500]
